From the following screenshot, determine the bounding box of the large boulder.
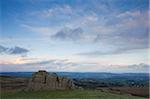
[26,70,75,91]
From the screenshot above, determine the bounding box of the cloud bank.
[0,59,149,73]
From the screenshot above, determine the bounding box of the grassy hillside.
[1,90,147,99]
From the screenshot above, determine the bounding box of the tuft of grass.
[1,90,147,99]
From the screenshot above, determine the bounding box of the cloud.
[21,24,59,36]
[51,27,83,41]
[0,59,78,72]
[21,24,50,33]
[66,9,148,48]
[0,45,8,53]
[9,47,29,54]
[77,49,127,56]
[31,5,73,18]
[71,63,150,73]
[113,63,150,73]
[16,1,149,57]
[82,10,149,56]
[23,10,148,57]
[12,58,75,67]
[0,45,29,55]
[77,43,148,56]
[126,63,149,71]
[117,11,141,18]
[0,58,149,73]
[94,10,148,38]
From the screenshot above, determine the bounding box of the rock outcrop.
[26,70,75,91]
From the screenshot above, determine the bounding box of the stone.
[26,70,75,91]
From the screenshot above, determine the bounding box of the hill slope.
[1,90,147,99]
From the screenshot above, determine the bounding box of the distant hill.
[0,72,149,79]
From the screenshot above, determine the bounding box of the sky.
[0,0,149,73]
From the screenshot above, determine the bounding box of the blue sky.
[0,0,149,72]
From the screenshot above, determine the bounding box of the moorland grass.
[1,90,147,99]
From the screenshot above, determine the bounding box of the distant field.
[1,90,147,99]
[108,87,149,98]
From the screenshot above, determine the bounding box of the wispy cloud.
[0,45,29,55]
[0,58,149,73]
[31,5,73,18]
[111,63,150,73]
[51,27,83,41]
[77,49,129,56]
[22,10,149,57]
[0,58,77,72]
[77,43,148,57]
[21,24,60,36]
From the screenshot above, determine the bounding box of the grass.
[0,90,147,99]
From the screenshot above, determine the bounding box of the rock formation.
[26,70,75,91]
